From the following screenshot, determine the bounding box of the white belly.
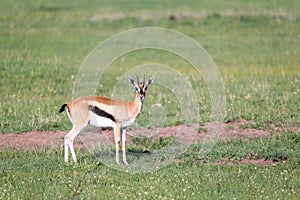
[89,112,115,128]
[122,118,136,128]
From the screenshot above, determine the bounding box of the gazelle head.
[128,75,154,102]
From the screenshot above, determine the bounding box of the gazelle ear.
[128,76,139,91]
[144,76,155,91]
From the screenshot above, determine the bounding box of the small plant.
[128,136,174,153]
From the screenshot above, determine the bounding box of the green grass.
[0,132,299,199]
[0,0,299,132]
[0,0,299,199]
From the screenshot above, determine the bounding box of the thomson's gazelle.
[59,76,154,165]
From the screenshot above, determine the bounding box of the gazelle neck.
[133,93,144,114]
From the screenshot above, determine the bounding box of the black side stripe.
[88,105,115,122]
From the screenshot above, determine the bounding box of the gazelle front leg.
[114,124,121,164]
[121,128,128,165]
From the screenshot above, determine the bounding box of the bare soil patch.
[1,121,298,166]
[1,120,298,151]
[214,158,275,166]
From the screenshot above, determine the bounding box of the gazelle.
[59,76,154,165]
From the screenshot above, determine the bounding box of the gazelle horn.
[136,75,139,85]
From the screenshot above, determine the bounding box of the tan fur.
[66,94,141,124]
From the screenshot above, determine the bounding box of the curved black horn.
[143,75,145,85]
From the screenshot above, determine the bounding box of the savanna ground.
[0,0,299,199]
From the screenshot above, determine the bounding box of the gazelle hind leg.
[64,135,69,162]
[121,128,128,165]
[64,127,74,162]
[64,126,80,162]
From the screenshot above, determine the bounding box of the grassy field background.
[0,0,299,199]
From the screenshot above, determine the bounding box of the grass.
[0,0,299,132]
[0,0,299,199]
[0,132,299,199]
